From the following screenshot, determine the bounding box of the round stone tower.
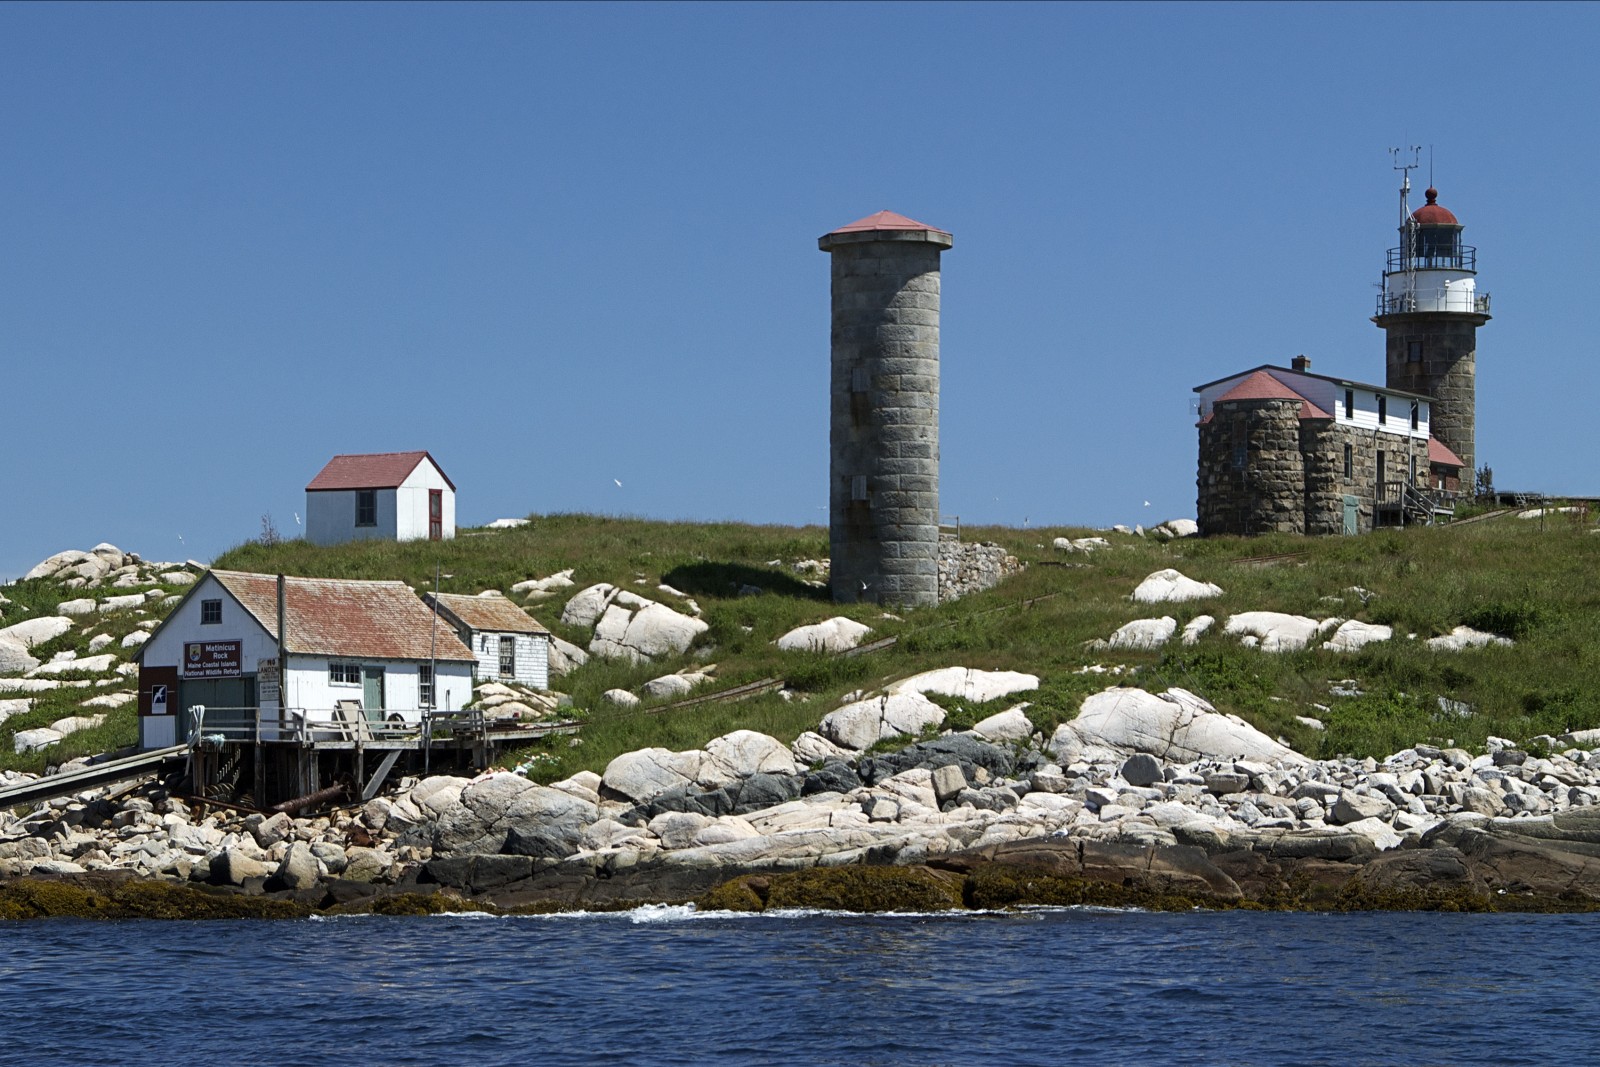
[819,210,952,608]
[1373,183,1490,476]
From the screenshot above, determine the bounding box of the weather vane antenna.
[1390,144,1421,226]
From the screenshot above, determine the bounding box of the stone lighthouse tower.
[819,210,952,608]
[1373,176,1491,476]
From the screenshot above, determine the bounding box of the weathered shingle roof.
[424,592,550,636]
[210,571,475,662]
[305,451,455,492]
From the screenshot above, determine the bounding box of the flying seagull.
[613,478,623,488]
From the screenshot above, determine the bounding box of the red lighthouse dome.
[1411,187,1459,226]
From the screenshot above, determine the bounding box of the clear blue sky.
[3,1,1595,579]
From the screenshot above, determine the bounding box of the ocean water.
[5,907,1597,1066]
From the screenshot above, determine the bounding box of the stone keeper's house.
[1194,357,1464,536]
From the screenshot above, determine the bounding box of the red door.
[429,490,443,540]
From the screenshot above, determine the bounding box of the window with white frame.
[499,636,516,680]
[419,664,433,708]
[329,662,361,686]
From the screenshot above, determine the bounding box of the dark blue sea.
[5,906,1597,1066]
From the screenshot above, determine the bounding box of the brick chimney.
[1291,354,1311,372]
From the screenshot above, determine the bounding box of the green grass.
[8,510,1599,778]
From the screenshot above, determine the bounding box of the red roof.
[306,451,455,492]
[1412,187,1459,226]
[1428,437,1465,468]
[828,210,948,236]
[209,571,475,662]
[1210,370,1331,420]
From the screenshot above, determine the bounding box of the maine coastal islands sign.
[182,640,242,678]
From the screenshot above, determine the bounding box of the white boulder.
[0,639,40,675]
[819,691,946,751]
[1053,537,1110,553]
[590,601,708,664]
[0,617,72,648]
[1106,617,1176,651]
[514,569,576,595]
[1049,687,1305,766]
[1151,519,1199,540]
[1425,626,1514,651]
[13,727,63,753]
[1181,615,1215,646]
[1132,569,1223,604]
[29,653,117,676]
[547,635,588,675]
[970,705,1035,743]
[887,667,1039,704]
[1223,611,1323,653]
[699,730,798,787]
[777,617,873,654]
[601,748,702,804]
[1322,620,1393,653]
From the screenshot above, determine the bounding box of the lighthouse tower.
[819,210,951,609]
[1373,170,1491,477]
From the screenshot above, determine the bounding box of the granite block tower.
[819,211,952,608]
[1373,177,1490,477]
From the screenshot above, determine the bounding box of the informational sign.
[257,658,280,702]
[182,640,242,678]
[151,684,169,716]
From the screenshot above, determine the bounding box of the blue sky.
[3,2,1595,579]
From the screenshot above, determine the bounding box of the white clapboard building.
[135,570,475,749]
[304,451,456,546]
[424,592,552,691]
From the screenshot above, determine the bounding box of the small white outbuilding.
[304,451,456,546]
[424,592,552,691]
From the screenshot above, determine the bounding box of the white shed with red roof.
[305,451,455,546]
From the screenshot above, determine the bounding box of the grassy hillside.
[192,510,1600,782]
[7,511,1595,779]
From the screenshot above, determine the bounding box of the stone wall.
[821,231,948,609]
[1199,399,1431,536]
[1197,398,1306,535]
[936,540,1023,603]
[1379,312,1484,475]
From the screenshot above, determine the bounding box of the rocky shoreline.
[7,668,1600,918]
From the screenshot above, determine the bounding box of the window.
[355,489,377,527]
[851,365,870,393]
[1231,422,1247,471]
[1343,443,1353,480]
[499,636,516,680]
[329,662,361,686]
[851,474,868,501]
[419,664,433,708]
[1376,451,1387,499]
[201,599,222,625]
[1410,401,1420,431]
[1344,390,1354,419]
[1407,340,1424,364]
[1377,396,1387,425]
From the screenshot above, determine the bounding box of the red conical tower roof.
[827,210,949,236]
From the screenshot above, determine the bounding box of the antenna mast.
[1390,144,1421,309]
